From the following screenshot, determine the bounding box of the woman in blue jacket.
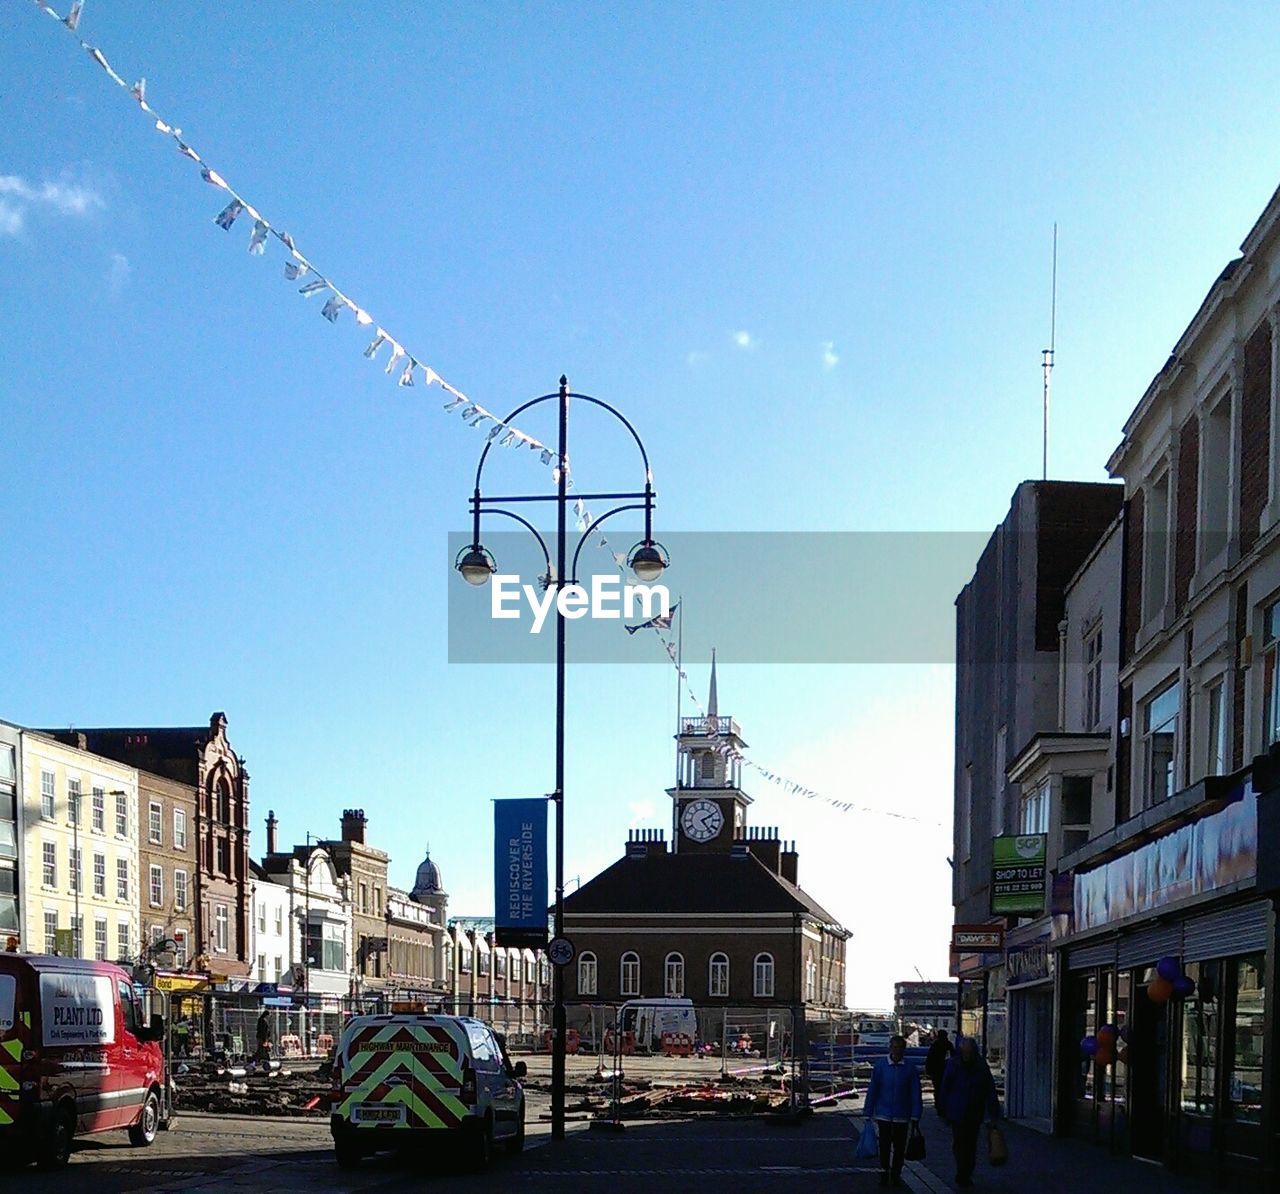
[937,1036,1002,1188]
[864,1035,923,1187]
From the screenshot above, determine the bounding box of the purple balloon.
[1173,975,1196,999]
[1118,1025,1130,1043]
[1156,956,1182,982]
[1080,1035,1098,1057]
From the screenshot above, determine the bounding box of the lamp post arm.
[473,508,553,580]
[568,503,648,582]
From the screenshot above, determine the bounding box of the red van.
[0,953,172,1168]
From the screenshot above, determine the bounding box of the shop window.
[1180,960,1219,1116]
[1228,954,1265,1124]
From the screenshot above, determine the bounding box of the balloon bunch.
[1080,1022,1127,1066]
[1147,956,1195,1003]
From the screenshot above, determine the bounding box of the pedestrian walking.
[937,1035,1002,1189]
[864,1034,923,1188]
[924,1028,953,1111]
[255,1009,272,1062]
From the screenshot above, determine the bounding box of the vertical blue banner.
[494,797,549,948]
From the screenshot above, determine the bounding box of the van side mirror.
[142,1015,165,1043]
[513,1060,527,1079]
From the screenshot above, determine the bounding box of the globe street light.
[456,375,667,1142]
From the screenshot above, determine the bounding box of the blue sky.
[3,2,1279,1007]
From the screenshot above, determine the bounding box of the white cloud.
[108,252,130,298]
[732,329,754,350]
[686,350,709,368]
[0,201,23,238]
[0,175,104,216]
[822,340,839,370]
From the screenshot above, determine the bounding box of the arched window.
[664,952,685,997]
[709,952,730,998]
[753,952,775,998]
[620,951,640,997]
[217,779,231,826]
[578,951,598,996]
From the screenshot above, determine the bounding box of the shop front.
[1053,772,1272,1178]
[1005,935,1054,1128]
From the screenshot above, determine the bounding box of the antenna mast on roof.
[1042,223,1057,480]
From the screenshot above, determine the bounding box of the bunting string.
[27,1,559,467]
[560,481,939,825]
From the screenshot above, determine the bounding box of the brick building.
[321,809,390,993]
[41,712,252,979]
[562,661,849,1027]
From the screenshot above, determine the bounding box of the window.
[117,922,130,960]
[73,915,83,957]
[304,922,343,971]
[175,869,188,911]
[258,903,267,933]
[578,952,598,996]
[620,951,640,997]
[214,904,229,953]
[1229,954,1265,1123]
[540,959,550,985]
[443,940,453,976]
[93,852,105,897]
[94,917,107,961]
[148,801,162,845]
[1142,682,1180,805]
[495,952,507,979]
[150,924,164,949]
[1144,473,1170,624]
[115,790,128,837]
[173,808,187,850]
[478,948,491,977]
[373,886,382,916]
[42,841,56,888]
[273,956,283,982]
[216,837,229,874]
[257,952,267,979]
[460,944,472,974]
[664,952,685,997]
[67,778,81,826]
[1085,623,1104,728]
[709,952,729,998]
[1181,960,1219,1116]
[805,956,817,1001]
[992,726,1007,835]
[754,953,775,998]
[40,770,55,820]
[274,906,283,935]
[173,929,187,967]
[44,910,57,954]
[91,787,105,833]
[118,979,140,1036]
[1061,775,1093,856]
[149,864,163,907]
[69,846,81,894]
[1207,680,1227,778]
[116,858,129,901]
[1019,784,1049,835]
[1263,600,1280,748]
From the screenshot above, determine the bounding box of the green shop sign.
[991,834,1047,915]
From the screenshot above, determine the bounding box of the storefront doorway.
[1129,976,1170,1162]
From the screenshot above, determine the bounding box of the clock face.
[681,798,724,843]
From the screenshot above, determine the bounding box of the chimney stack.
[341,808,367,845]
[781,841,799,886]
[266,810,278,855]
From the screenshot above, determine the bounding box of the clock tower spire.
[667,653,751,853]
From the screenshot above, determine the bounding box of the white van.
[329,1014,525,1170]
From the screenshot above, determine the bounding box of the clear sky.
[3,2,1280,1008]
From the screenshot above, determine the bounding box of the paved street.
[5,1101,1231,1193]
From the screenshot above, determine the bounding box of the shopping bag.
[905,1125,926,1161]
[855,1120,879,1159]
[988,1122,1009,1166]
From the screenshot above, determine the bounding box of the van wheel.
[471,1115,494,1171]
[334,1137,362,1169]
[129,1090,160,1147]
[36,1105,74,1169]
[504,1105,525,1154]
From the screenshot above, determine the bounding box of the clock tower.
[667,651,751,853]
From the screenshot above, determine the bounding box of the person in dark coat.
[937,1035,1001,1188]
[924,1029,953,1110]
[255,1010,272,1061]
[864,1035,923,1187]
